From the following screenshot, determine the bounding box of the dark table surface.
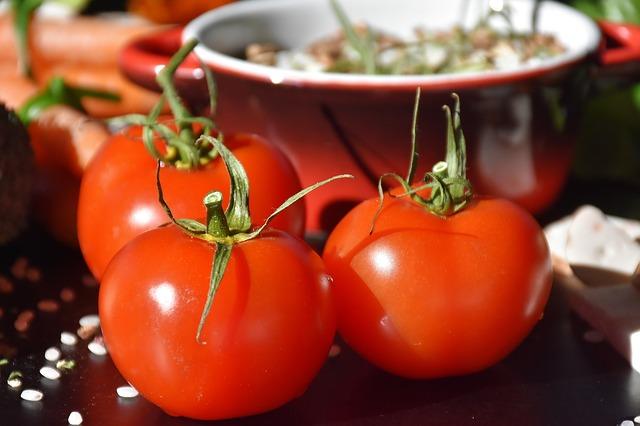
[1,178,640,426]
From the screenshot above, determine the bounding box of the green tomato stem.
[156,38,197,132]
[372,91,473,227]
[204,192,230,238]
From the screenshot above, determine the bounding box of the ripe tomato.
[323,193,552,379]
[77,128,304,279]
[99,225,335,420]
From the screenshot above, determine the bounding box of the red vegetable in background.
[100,134,347,420]
[323,92,552,379]
[77,40,304,279]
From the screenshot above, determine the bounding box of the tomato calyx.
[157,133,352,342]
[110,39,218,170]
[371,91,473,231]
[17,76,120,126]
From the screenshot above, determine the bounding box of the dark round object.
[0,104,33,244]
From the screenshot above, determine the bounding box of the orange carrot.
[0,12,160,71]
[29,105,110,177]
[38,64,165,118]
[0,66,38,109]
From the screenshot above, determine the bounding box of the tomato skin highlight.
[78,129,305,279]
[323,195,552,379]
[99,226,335,420]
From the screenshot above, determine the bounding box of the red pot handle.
[119,26,204,93]
[598,20,640,66]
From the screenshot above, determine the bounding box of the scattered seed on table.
[116,385,138,398]
[56,359,75,371]
[79,315,100,328]
[61,332,78,346]
[328,344,341,358]
[583,329,604,344]
[68,411,83,425]
[14,310,35,333]
[37,299,60,313]
[8,371,22,388]
[20,389,43,402]
[81,274,98,288]
[60,288,76,303]
[40,366,61,380]
[77,325,98,340]
[25,267,42,283]
[45,347,61,362]
[88,338,107,356]
[11,257,28,279]
[0,276,13,294]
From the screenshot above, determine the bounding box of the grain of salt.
[60,332,77,346]
[116,385,138,398]
[88,338,107,356]
[79,315,100,328]
[40,366,61,380]
[20,389,43,402]
[45,347,61,362]
[68,411,83,425]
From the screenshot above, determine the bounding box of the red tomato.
[323,193,552,379]
[78,129,304,279]
[99,225,335,420]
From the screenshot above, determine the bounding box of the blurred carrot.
[29,105,110,177]
[0,12,159,71]
[128,0,235,24]
[27,104,110,245]
[0,66,38,108]
[38,64,165,117]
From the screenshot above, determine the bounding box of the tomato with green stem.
[77,39,304,279]
[323,92,552,379]
[99,134,349,420]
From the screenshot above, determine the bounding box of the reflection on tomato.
[100,226,335,420]
[323,194,552,379]
[78,129,304,279]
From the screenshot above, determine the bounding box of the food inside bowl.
[245,1,565,75]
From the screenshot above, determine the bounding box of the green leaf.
[329,0,377,74]
[197,135,252,233]
[196,242,233,343]
[572,0,640,23]
[176,219,207,234]
[405,88,421,184]
[239,174,353,241]
[17,76,119,126]
[370,172,411,234]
